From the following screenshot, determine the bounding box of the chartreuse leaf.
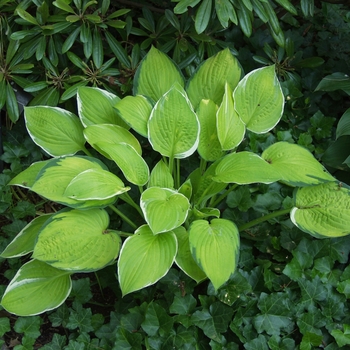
[189,219,239,290]
[214,151,281,184]
[133,46,184,102]
[83,124,142,157]
[148,160,174,188]
[140,187,190,234]
[1,259,72,316]
[64,169,130,200]
[1,214,53,258]
[9,160,50,188]
[33,208,121,271]
[95,142,149,186]
[114,95,153,137]
[217,83,246,151]
[24,106,85,157]
[187,48,242,109]
[148,83,199,159]
[77,86,128,128]
[234,65,284,133]
[118,225,177,296]
[290,182,350,238]
[30,156,115,208]
[173,226,207,283]
[262,142,335,186]
[197,99,224,161]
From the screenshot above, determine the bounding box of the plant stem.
[108,204,138,230]
[121,192,144,217]
[175,158,180,189]
[238,208,291,232]
[210,184,238,207]
[82,146,93,157]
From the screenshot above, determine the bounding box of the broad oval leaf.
[84,124,142,156]
[234,65,284,133]
[118,225,177,296]
[186,48,242,109]
[336,108,350,139]
[217,83,246,151]
[1,214,53,258]
[174,226,207,283]
[290,182,350,238]
[77,86,128,128]
[148,83,199,159]
[197,99,224,161]
[33,208,121,271]
[148,160,174,189]
[30,156,115,208]
[189,219,240,290]
[64,168,130,200]
[214,151,281,184]
[140,187,190,234]
[133,46,184,102]
[1,259,72,316]
[114,95,153,137]
[262,142,335,186]
[24,106,85,157]
[96,142,150,186]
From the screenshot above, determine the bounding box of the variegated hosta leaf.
[187,48,242,109]
[1,259,72,316]
[216,83,246,151]
[114,95,153,137]
[133,46,184,102]
[148,160,174,189]
[33,208,121,272]
[140,187,190,234]
[262,142,335,186]
[118,225,177,296]
[173,226,207,283]
[95,142,150,186]
[24,106,85,157]
[1,214,53,258]
[189,218,240,290]
[291,182,350,238]
[214,151,281,184]
[234,65,284,134]
[148,83,200,159]
[77,86,128,128]
[196,99,225,161]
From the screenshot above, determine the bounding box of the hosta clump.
[2,47,350,316]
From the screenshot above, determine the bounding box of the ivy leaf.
[114,328,143,350]
[14,316,42,339]
[244,335,269,350]
[170,294,197,315]
[70,278,93,304]
[11,201,36,219]
[309,111,335,140]
[141,301,174,337]
[253,292,294,335]
[226,186,254,212]
[0,317,11,337]
[296,309,326,336]
[298,276,327,307]
[331,325,350,347]
[300,332,323,350]
[66,304,94,333]
[40,333,67,350]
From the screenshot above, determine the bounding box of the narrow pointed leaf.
[33,208,121,271]
[1,260,72,316]
[118,225,177,296]
[197,99,224,161]
[186,48,242,109]
[114,95,153,137]
[148,160,174,188]
[84,124,142,156]
[133,46,184,102]
[64,169,130,200]
[291,182,350,238]
[262,142,335,186]
[141,187,190,234]
[195,0,212,34]
[1,215,53,258]
[96,142,150,186]
[174,226,207,283]
[214,152,281,184]
[77,86,128,128]
[24,106,85,157]
[189,219,240,290]
[148,83,199,159]
[217,83,246,150]
[234,65,284,133]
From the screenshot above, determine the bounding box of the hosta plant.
[1,47,350,316]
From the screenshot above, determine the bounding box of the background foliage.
[1,0,350,348]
